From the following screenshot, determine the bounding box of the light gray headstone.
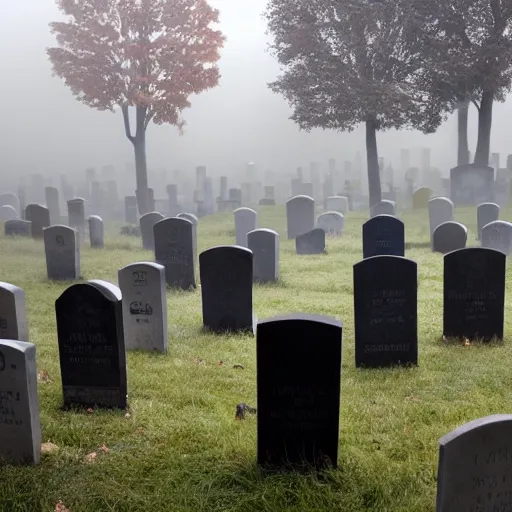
[4,220,31,237]
[481,220,512,255]
[317,212,344,236]
[0,339,41,465]
[437,414,512,511]
[234,208,258,247]
[429,197,454,244]
[370,200,396,218]
[0,283,28,341]
[67,198,85,234]
[286,195,315,239]
[0,205,18,221]
[450,164,494,206]
[176,213,199,262]
[0,193,20,217]
[88,215,104,248]
[477,202,500,240]
[43,225,80,280]
[247,228,279,283]
[140,212,164,251]
[326,196,349,214]
[45,186,60,225]
[118,262,167,353]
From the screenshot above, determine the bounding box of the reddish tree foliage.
[48,0,224,214]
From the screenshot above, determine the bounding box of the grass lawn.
[1,205,512,512]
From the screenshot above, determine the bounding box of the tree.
[48,0,224,214]
[265,0,444,207]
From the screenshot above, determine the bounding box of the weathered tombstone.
[433,222,468,254]
[0,339,41,465]
[234,207,258,247]
[428,197,454,245]
[200,246,255,333]
[0,193,20,217]
[5,220,31,237]
[0,283,28,341]
[176,212,199,263]
[370,200,396,218]
[286,195,315,239]
[45,186,60,224]
[362,215,405,259]
[56,280,127,409]
[412,187,432,208]
[317,212,344,236]
[67,198,85,234]
[25,204,50,239]
[436,414,512,512]
[444,248,505,341]
[0,205,18,221]
[326,196,349,214]
[354,256,417,367]
[247,229,279,283]
[43,225,80,280]
[481,220,512,255]
[118,262,167,353]
[154,217,195,289]
[450,164,494,206]
[88,215,104,248]
[124,196,138,224]
[477,202,500,240]
[257,314,342,469]
[296,228,326,255]
[140,212,164,251]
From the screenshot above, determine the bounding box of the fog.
[2,0,512,189]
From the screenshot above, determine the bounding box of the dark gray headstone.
[88,215,104,248]
[139,212,164,251]
[25,204,50,239]
[176,213,198,263]
[67,198,86,234]
[56,280,127,409]
[444,248,505,341]
[433,221,468,254]
[429,197,454,244]
[362,215,405,259]
[234,208,258,247]
[257,314,342,469]
[481,220,512,255]
[370,200,396,218]
[0,205,18,221]
[0,339,41,465]
[154,217,196,289]
[477,202,500,240]
[118,262,167,353]
[5,220,31,237]
[199,246,255,333]
[450,164,494,206]
[317,212,344,236]
[437,414,512,511]
[354,256,417,367]
[43,225,80,281]
[0,282,28,341]
[247,229,279,283]
[286,195,315,239]
[296,228,326,255]
[45,186,60,225]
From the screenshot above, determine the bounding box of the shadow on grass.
[405,242,432,250]
[439,335,504,347]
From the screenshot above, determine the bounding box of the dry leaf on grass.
[124,412,131,419]
[233,364,245,370]
[85,452,97,463]
[218,360,224,366]
[99,444,110,453]
[55,501,70,512]
[38,369,51,383]
[41,442,59,454]
[193,357,205,365]
[463,337,472,347]
[86,408,94,414]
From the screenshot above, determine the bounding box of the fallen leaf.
[124,412,131,419]
[85,452,97,463]
[463,337,472,347]
[233,364,245,370]
[193,357,205,365]
[135,427,145,435]
[86,408,94,414]
[41,442,59,454]
[218,360,224,366]
[442,335,447,343]
[55,501,70,512]
[38,369,51,383]
[99,444,110,454]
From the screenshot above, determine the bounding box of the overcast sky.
[2,0,512,183]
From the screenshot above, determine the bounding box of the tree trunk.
[457,102,469,166]
[366,117,381,208]
[474,90,494,166]
[134,131,150,215]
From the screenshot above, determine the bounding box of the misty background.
[2,0,512,188]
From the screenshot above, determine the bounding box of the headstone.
[0,339,41,465]
[5,220,31,237]
[433,222,468,254]
[362,215,405,259]
[286,195,315,239]
[257,314,342,469]
[166,184,180,217]
[436,414,512,512]
[326,196,349,214]
[234,208,258,248]
[88,215,104,248]
[450,164,494,206]
[140,212,164,251]
[25,204,50,239]
[247,229,279,283]
[118,262,167,353]
[296,228,326,255]
[199,246,255,333]
[481,220,512,255]
[154,217,196,289]
[477,202,500,240]
[124,196,138,224]
[370,200,396,217]
[67,198,86,234]
[443,248,505,341]
[176,212,199,264]
[354,256,417,367]
[0,193,20,217]
[317,212,344,236]
[43,225,80,280]
[429,197,454,244]
[0,283,28,341]
[0,205,18,221]
[55,280,127,409]
[412,187,432,208]
[45,186,60,224]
